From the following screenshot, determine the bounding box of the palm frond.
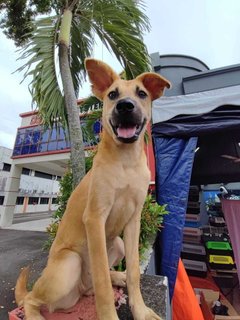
[17,16,67,128]
[90,0,151,78]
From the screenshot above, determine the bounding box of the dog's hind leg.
[23,250,82,320]
[108,236,125,267]
[108,237,126,287]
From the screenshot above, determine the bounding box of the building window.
[0,196,4,205]
[52,198,58,204]
[16,197,24,205]
[12,125,70,157]
[12,119,99,157]
[2,163,11,172]
[40,197,49,205]
[35,171,52,180]
[22,168,31,175]
[28,197,39,205]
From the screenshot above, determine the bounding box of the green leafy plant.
[139,194,168,257]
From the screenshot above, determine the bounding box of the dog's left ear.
[136,72,171,101]
[85,58,120,100]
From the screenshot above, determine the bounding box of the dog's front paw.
[132,306,162,320]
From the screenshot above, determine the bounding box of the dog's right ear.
[85,59,120,100]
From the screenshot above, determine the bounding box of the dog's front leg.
[124,212,162,320]
[83,208,119,320]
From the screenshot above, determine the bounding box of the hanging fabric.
[221,199,240,284]
[153,136,198,299]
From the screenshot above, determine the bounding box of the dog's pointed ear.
[85,58,120,100]
[136,72,171,101]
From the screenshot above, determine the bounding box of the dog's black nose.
[116,99,135,114]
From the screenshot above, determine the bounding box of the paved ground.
[0,215,51,320]
[13,212,53,224]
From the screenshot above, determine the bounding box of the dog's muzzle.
[110,98,146,143]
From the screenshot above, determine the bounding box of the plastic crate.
[188,186,200,196]
[186,214,200,222]
[202,233,230,243]
[206,241,232,253]
[185,214,201,228]
[187,200,200,214]
[181,243,206,261]
[188,194,199,202]
[209,216,226,227]
[185,221,201,228]
[201,225,229,235]
[182,259,207,278]
[187,201,200,209]
[209,255,235,270]
[183,227,202,244]
[186,208,200,215]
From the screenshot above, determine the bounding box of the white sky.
[0,0,240,149]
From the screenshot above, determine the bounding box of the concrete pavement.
[6,218,52,232]
[0,229,49,320]
[0,213,52,319]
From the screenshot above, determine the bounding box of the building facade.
[0,109,99,227]
[0,145,60,214]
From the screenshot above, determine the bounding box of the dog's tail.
[15,266,30,306]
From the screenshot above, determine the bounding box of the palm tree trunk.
[59,8,86,188]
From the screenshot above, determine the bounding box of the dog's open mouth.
[110,120,146,143]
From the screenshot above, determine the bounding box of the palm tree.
[18,0,151,187]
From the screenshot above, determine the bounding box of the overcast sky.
[0,0,240,149]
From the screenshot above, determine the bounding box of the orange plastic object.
[172,259,204,320]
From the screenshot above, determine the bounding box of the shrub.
[139,194,168,257]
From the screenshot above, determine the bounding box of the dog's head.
[85,59,170,144]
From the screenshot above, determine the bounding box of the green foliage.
[0,0,62,46]
[139,194,168,257]
[44,167,73,248]
[53,169,73,220]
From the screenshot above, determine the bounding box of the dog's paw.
[132,306,162,320]
[110,271,126,287]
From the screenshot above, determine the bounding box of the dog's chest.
[106,166,149,237]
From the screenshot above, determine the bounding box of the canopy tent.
[152,84,240,299]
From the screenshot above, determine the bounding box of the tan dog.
[15,59,170,320]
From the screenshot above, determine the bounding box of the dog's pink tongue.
[117,126,136,138]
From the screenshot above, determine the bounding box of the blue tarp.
[153,136,197,299]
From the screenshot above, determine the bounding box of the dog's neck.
[98,129,146,164]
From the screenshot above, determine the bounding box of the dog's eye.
[108,90,119,100]
[138,90,147,99]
